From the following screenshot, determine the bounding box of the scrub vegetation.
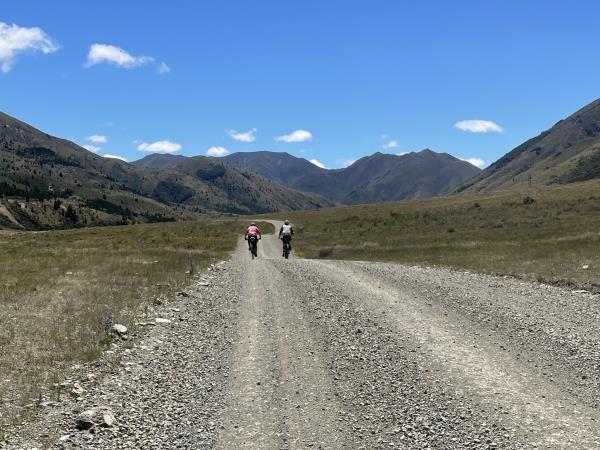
[278,180,600,291]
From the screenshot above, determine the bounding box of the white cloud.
[460,157,486,169]
[157,61,171,75]
[83,144,102,153]
[336,158,356,168]
[206,146,230,157]
[309,159,326,169]
[276,129,313,143]
[103,154,127,162]
[87,134,107,144]
[85,44,154,69]
[397,152,410,156]
[0,21,59,73]
[454,120,503,133]
[227,128,257,142]
[382,140,399,149]
[137,140,182,154]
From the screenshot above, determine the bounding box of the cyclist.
[245,222,261,251]
[278,220,294,256]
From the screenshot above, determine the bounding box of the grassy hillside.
[459,97,600,192]
[277,180,600,290]
[0,220,273,432]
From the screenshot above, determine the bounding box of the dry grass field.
[0,219,273,433]
[277,180,600,290]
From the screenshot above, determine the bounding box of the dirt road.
[8,221,600,449]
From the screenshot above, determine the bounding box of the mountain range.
[134,149,481,205]
[0,112,329,229]
[5,94,600,230]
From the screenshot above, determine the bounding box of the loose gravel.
[4,222,600,449]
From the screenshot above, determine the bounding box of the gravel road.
[6,221,600,449]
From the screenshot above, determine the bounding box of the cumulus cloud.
[383,139,399,149]
[157,61,171,75]
[137,140,182,154]
[206,146,230,157]
[309,159,326,169]
[454,120,503,133]
[276,129,313,143]
[85,44,154,69]
[227,128,257,142]
[0,21,59,73]
[83,144,102,153]
[103,154,127,162]
[460,157,486,169]
[87,134,107,144]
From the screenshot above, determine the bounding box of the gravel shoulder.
[4,221,600,449]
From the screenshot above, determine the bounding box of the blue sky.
[1,1,600,169]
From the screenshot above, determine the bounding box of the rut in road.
[9,221,600,449]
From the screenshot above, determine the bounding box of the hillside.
[223,151,328,186]
[459,97,600,192]
[0,112,330,229]
[224,149,481,204]
[132,153,187,169]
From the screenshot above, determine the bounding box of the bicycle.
[281,235,292,259]
[248,234,258,259]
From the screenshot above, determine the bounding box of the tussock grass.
[278,180,600,290]
[0,219,252,429]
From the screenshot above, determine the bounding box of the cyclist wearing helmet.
[279,220,294,255]
[245,222,262,251]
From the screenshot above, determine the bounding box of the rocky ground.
[4,222,600,449]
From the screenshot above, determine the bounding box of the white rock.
[582,264,590,270]
[102,411,116,427]
[155,318,172,324]
[112,324,128,335]
[71,383,85,396]
[76,409,96,430]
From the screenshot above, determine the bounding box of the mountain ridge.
[458,97,600,192]
[133,149,481,205]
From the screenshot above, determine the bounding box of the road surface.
[8,221,600,449]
